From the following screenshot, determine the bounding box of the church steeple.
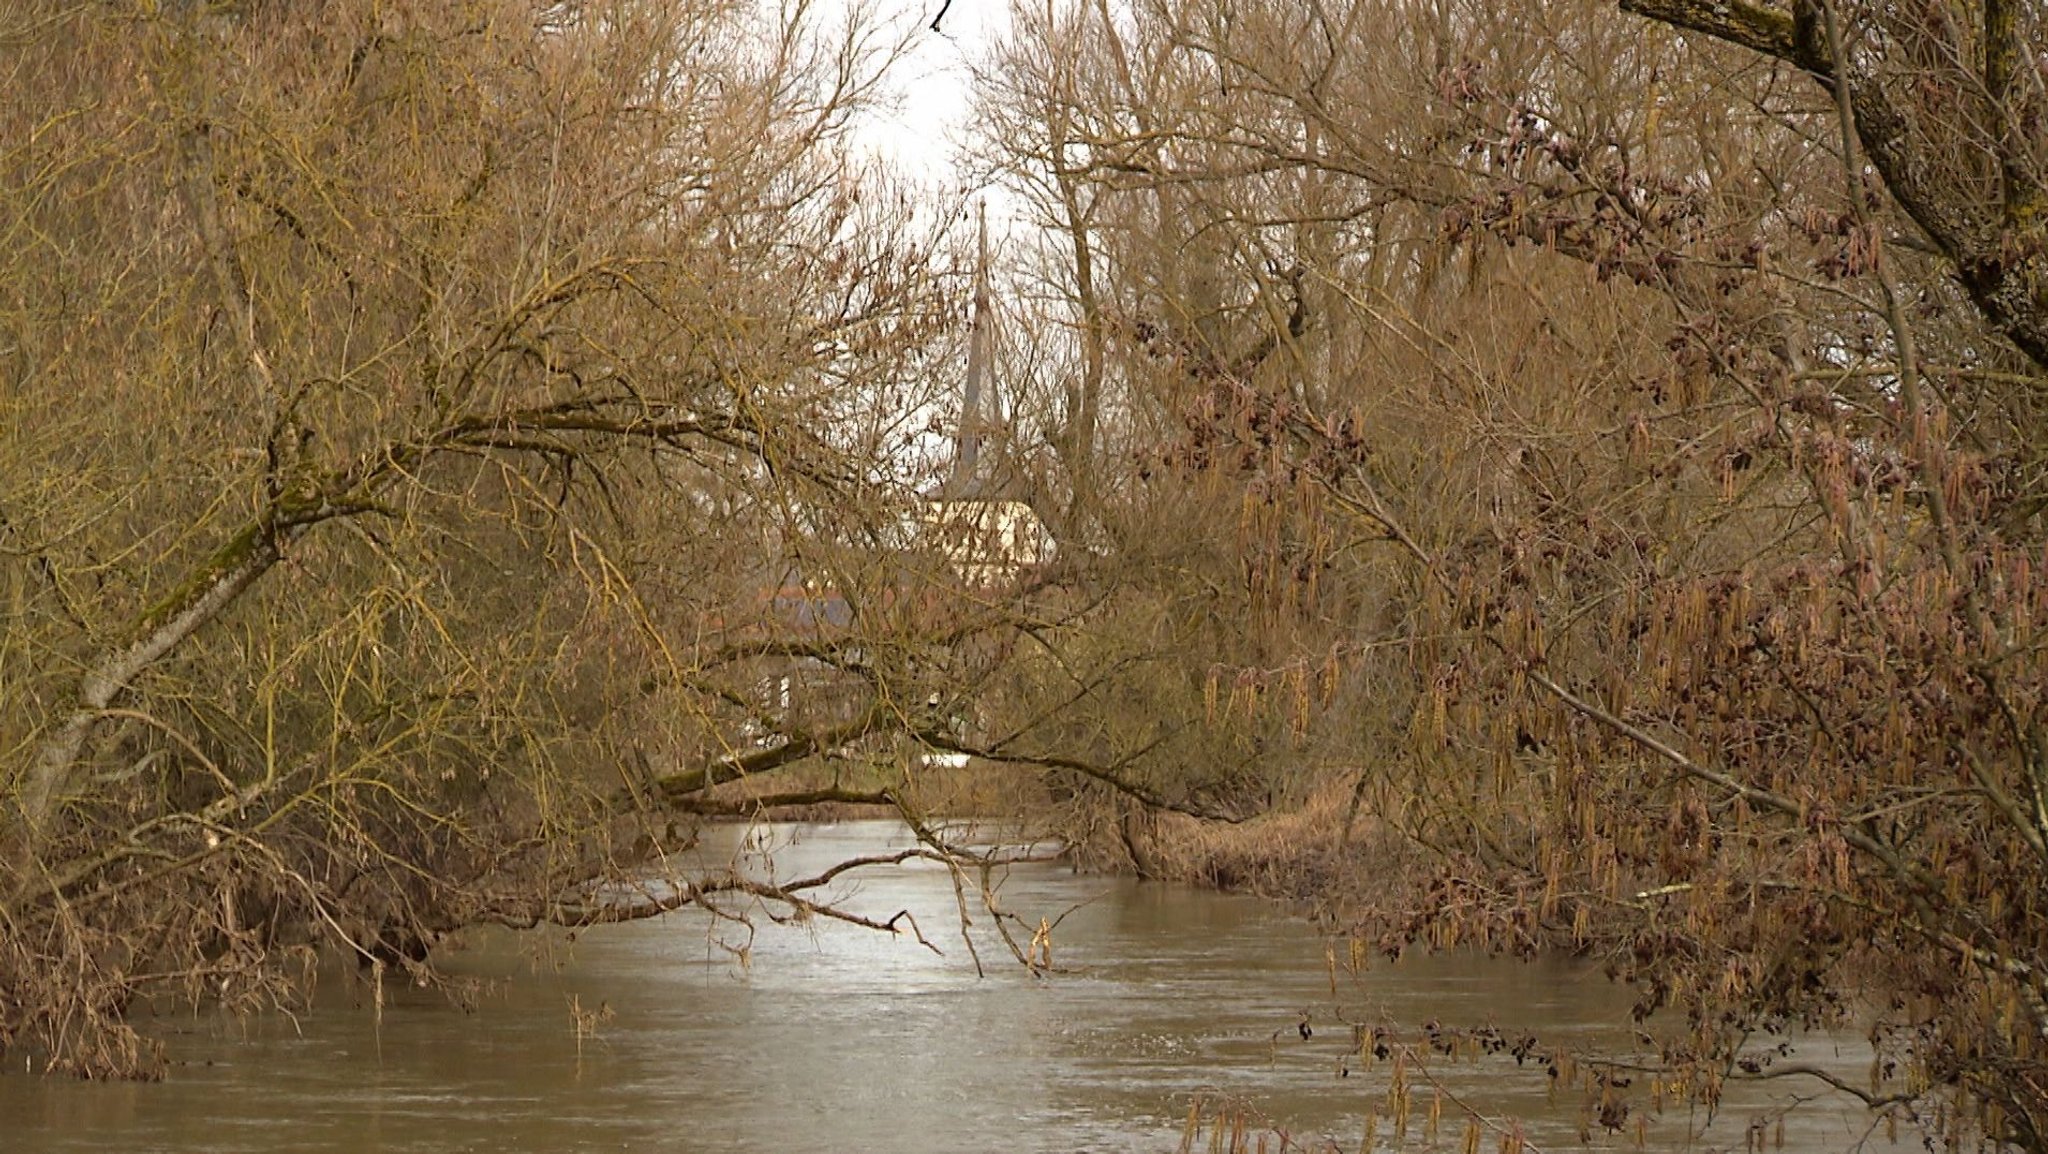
[919,205,1052,582]
[942,204,1002,499]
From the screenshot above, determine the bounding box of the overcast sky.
[854,0,1010,195]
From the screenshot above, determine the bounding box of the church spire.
[948,203,994,494]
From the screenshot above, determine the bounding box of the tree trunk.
[12,528,281,867]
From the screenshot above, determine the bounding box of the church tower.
[922,205,1048,581]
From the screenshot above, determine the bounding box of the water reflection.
[1,821,1905,1153]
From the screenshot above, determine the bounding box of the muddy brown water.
[1,821,1906,1152]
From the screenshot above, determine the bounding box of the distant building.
[719,569,867,749]
[761,577,853,634]
[917,207,1053,587]
[712,208,1048,760]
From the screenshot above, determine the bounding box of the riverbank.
[1109,781,1433,928]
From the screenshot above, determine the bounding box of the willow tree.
[973,0,2048,1143]
[0,0,1027,1078]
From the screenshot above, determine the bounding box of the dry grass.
[1138,779,1426,912]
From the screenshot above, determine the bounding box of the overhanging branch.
[653,705,894,801]
[914,728,1242,822]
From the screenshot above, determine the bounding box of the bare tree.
[969,0,2048,1143]
[0,0,1023,1077]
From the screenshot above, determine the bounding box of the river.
[1,821,1907,1152]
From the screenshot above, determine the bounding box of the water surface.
[0,821,1906,1152]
